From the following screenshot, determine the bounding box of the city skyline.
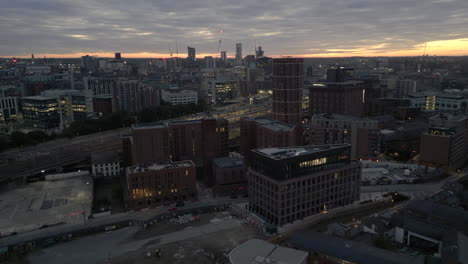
[1,0,468,58]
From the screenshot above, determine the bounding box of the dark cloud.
[0,0,467,56]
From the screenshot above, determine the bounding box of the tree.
[10,131,36,147]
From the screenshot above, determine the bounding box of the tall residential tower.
[272,58,304,125]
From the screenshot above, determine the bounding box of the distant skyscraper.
[115,53,122,60]
[255,46,264,58]
[272,58,304,125]
[187,46,196,61]
[220,51,227,61]
[204,56,214,68]
[235,43,242,65]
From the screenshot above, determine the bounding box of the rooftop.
[21,96,57,101]
[132,122,167,130]
[244,117,295,132]
[213,157,244,168]
[430,113,468,122]
[288,230,424,264]
[229,239,308,264]
[127,161,194,174]
[311,113,374,122]
[91,151,120,164]
[254,144,349,160]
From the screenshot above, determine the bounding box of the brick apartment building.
[248,144,361,226]
[124,161,197,210]
[419,113,468,169]
[308,114,380,159]
[240,117,303,163]
[124,117,229,185]
[309,67,364,117]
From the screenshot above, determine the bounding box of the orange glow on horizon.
[2,38,467,59]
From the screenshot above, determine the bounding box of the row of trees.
[0,101,210,152]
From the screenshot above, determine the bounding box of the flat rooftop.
[229,239,308,264]
[245,117,295,131]
[213,157,244,168]
[127,161,194,174]
[0,176,93,236]
[430,113,468,122]
[132,122,167,130]
[91,150,120,164]
[289,230,425,264]
[311,113,373,122]
[254,144,349,160]
[21,96,57,101]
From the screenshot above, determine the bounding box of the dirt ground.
[107,214,266,264]
[132,212,220,240]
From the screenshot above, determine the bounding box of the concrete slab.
[0,176,93,236]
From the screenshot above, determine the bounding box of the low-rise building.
[91,151,121,177]
[212,157,246,197]
[124,161,197,210]
[161,89,198,105]
[288,230,425,264]
[419,113,468,169]
[229,239,308,264]
[409,90,467,112]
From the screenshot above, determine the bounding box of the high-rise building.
[419,114,468,169]
[395,79,417,98]
[0,87,19,124]
[308,114,380,159]
[256,46,264,58]
[187,46,196,61]
[272,58,304,125]
[124,161,197,210]
[248,144,361,226]
[309,68,364,117]
[204,56,214,68]
[240,117,303,163]
[221,51,227,61]
[235,43,242,65]
[115,52,122,60]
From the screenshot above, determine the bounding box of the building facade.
[309,81,364,117]
[21,96,62,130]
[409,91,467,113]
[161,89,198,105]
[235,43,242,65]
[240,117,303,163]
[272,58,304,125]
[126,118,229,185]
[248,145,361,226]
[308,114,380,159]
[212,157,247,197]
[124,161,197,210]
[419,114,468,169]
[91,151,121,177]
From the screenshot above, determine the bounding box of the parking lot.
[360,161,439,186]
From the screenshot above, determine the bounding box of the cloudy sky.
[1,0,467,58]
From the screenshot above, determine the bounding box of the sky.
[1,0,468,58]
